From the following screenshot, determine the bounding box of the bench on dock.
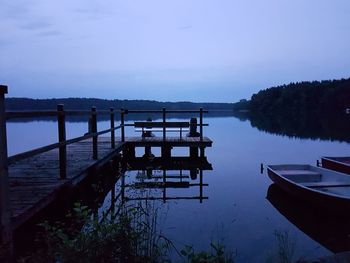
[134,121,190,138]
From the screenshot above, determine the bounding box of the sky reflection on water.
[7,116,350,262]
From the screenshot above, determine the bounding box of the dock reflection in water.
[267,184,350,253]
[120,156,213,203]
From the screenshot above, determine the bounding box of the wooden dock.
[0,84,213,256]
[8,136,212,230]
[9,138,124,229]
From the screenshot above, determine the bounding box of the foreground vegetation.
[19,202,234,263]
[16,201,311,263]
[21,202,172,263]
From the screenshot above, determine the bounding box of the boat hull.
[267,184,350,252]
[322,157,350,175]
[267,165,350,212]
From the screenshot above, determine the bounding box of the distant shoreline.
[5,97,234,111]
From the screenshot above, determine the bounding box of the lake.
[7,114,350,262]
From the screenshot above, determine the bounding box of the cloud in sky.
[178,25,192,30]
[0,0,350,102]
[19,20,52,31]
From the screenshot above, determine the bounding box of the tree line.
[5,97,234,111]
[248,78,350,114]
[231,77,350,142]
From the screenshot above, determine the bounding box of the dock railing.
[6,106,121,179]
[0,85,11,247]
[2,90,121,180]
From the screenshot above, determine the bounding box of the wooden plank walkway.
[9,137,124,229]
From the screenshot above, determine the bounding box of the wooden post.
[111,180,115,220]
[124,145,135,159]
[0,85,12,252]
[162,108,167,160]
[199,108,204,157]
[200,147,205,158]
[163,169,166,203]
[161,146,171,158]
[120,108,125,142]
[110,108,115,149]
[57,104,67,179]
[190,147,198,158]
[190,168,197,180]
[91,107,98,160]
[162,107,166,141]
[146,168,152,179]
[121,173,125,202]
[199,169,203,203]
[144,146,153,158]
[199,107,203,141]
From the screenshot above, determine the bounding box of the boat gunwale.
[322,156,350,167]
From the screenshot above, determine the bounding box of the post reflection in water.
[119,155,212,203]
[267,184,350,253]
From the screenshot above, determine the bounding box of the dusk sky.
[1,0,350,102]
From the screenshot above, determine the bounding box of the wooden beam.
[120,108,125,142]
[110,108,115,149]
[162,107,166,140]
[91,107,98,159]
[57,104,67,179]
[126,109,209,114]
[124,196,208,201]
[6,109,121,120]
[200,107,203,141]
[8,126,121,164]
[0,85,12,253]
[134,121,190,128]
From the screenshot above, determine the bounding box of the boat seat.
[279,170,322,182]
[279,170,320,176]
[301,181,350,188]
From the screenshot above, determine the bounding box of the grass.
[17,199,236,263]
[18,201,172,263]
[18,200,309,263]
[265,230,297,263]
[180,242,234,263]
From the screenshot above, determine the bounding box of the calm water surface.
[7,116,350,262]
